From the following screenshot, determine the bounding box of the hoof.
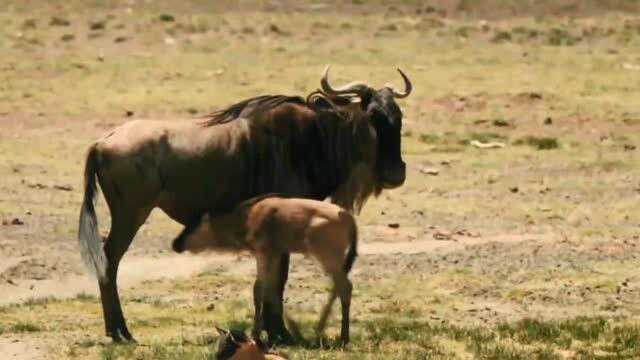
[269,331,295,346]
[339,336,350,346]
[109,328,136,344]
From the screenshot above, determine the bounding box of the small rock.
[624,144,636,151]
[492,119,510,127]
[27,183,47,189]
[420,167,440,176]
[206,303,215,311]
[114,36,129,43]
[510,187,519,193]
[544,117,553,125]
[433,232,452,240]
[125,110,134,117]
[53,184,73,191]
[470,140,505,149]
[388,223,400,229]
[11,218,24,225]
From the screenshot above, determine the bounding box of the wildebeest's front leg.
[270,253,293,341]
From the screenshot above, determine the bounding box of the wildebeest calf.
[172,195,358,344]
[214,327,287,360]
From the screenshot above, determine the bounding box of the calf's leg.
[316,285,338,338]
[336,274,353,344]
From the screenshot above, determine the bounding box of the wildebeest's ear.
[359,91,373,111]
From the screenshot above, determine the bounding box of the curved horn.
[321,65,370,96]
[386,68,412,99]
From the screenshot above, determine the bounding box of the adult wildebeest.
[172,195,358,344]
[78,66,412,342]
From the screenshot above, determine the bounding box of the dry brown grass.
[1,1,640,358]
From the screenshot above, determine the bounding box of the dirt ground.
[2,0,640,359]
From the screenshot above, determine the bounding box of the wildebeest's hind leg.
[97,164,155,342]
[99,207,152,342]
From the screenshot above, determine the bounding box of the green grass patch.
[513,136,560,150]
[419,133,441,144]
[10,321,42,333]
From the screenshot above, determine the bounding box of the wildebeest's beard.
[366,88,406,189]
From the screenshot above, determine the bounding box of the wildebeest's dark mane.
[203,92,379,214]
[203,95,306,126]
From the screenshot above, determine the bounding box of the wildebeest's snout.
[382,161,406,188]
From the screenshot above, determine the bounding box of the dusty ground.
[1,0,640,359]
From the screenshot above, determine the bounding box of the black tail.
[342,212,358,274]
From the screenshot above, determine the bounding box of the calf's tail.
[341,211,358,274]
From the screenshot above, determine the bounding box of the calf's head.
[171,213,216,253]
[215,327,287,360]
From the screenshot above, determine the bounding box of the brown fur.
[173,196,358,344]
[215,327,288,360]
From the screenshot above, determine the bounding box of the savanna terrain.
[1,0,640,358]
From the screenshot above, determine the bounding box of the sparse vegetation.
[10,321,42,333]
[1,0,640,358]
[514,136,560,150]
